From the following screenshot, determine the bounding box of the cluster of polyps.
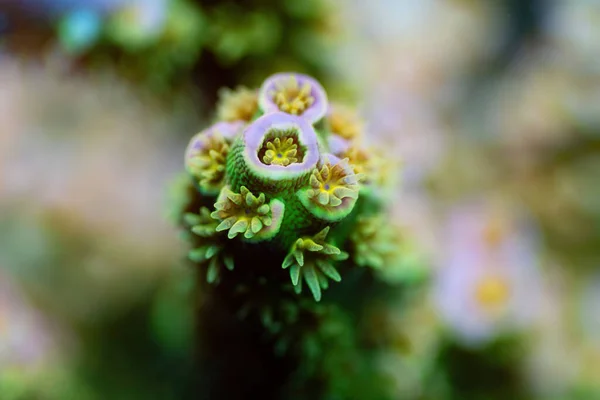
[183,72,396,301]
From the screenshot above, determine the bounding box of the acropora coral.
[174,72,422,399]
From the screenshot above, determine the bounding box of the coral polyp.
[211,186,284,241]
[228,112,320,192]
[261,136,300,166]
[273,78,314,115]
[327,103,364,141]
[340,145,372,180]
[185,121,244,194]
[175,71,417,400]
[474,274,511,313]
[341,144,399,197]
[312,159,357,205]
[187,134,229,193]
[351,215,400,269]
[282,227,347,301]
[185,207,233,284]
[259,73,328,123]
[297,156,360,221]
[216,86,259,122]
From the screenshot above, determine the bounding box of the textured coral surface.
[176,72,414,399]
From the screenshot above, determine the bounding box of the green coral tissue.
[173,72,423,399]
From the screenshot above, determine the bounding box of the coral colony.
[434,204,543,346]
[181,72,408,299]
[176,72,413,398]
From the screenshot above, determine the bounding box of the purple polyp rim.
[259,72,328,123]
[243,112,320,180]
[185,121,244,167]
[328,134,351,156]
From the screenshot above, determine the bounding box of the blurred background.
[0,0,599,399]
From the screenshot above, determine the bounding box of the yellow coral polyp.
[328,104,363,140]
[342,145,399,191]
[351,216,399,269]
[352,215,426,283]
[306,160,358,207]
[262,137,299,166]
[341,146,371,180]
[187,134,230,193]
[282,227,347,301]
[186,207,219,238]
[211,186,274,240]
[217,86,259,122]
[270,77,315,116]
[475,275,510,312]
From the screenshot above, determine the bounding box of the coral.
[226,111,320,193]
[297,156,360,222]
[211,185,284,241]
[327,103,364,141]
[185,121,244,195]
[351,215,399,270]
[433,203,544,346]
[262,136,300,166]
[341,145,372,177]
[340,145,399,196]
[259,73,328,123]
[474,275,510,312]
[216,86,259,122]
[174,71,417,399]
[282,227,347,301]
[350,215,426,284]
[185,207,234,284]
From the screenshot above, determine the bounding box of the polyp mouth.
[257,127,306,167]
[269,76,315,116]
